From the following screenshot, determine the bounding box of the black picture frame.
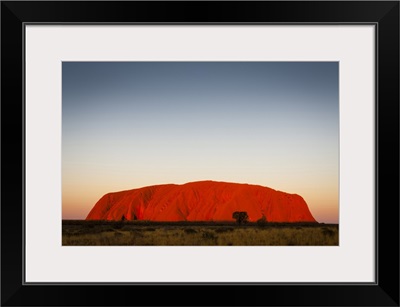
[1,1,399,306]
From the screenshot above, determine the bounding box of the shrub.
[184,228,197,234]
[257,214,268,226]
[202,231,216,239]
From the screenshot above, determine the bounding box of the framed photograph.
[1,1,399,306]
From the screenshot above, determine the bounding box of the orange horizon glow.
[62,177,339,223]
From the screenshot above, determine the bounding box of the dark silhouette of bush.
[232,211,249,224]
[322,228,335,237]
[257,214,268,226]
[202,231,216,239]
[184,228,197,234]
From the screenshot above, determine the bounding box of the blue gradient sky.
[62,62,339,223]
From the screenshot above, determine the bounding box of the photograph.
[62,61,339,246]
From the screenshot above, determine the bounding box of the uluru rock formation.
[86,181,317,223]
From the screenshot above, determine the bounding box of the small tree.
[232,211,249,224]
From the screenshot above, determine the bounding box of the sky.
[62,62,339,223]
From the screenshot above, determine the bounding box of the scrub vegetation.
[62,220,338,246]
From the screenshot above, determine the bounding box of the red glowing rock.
[86,181,316,222]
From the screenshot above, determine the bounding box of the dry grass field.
[62,220,338,246]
